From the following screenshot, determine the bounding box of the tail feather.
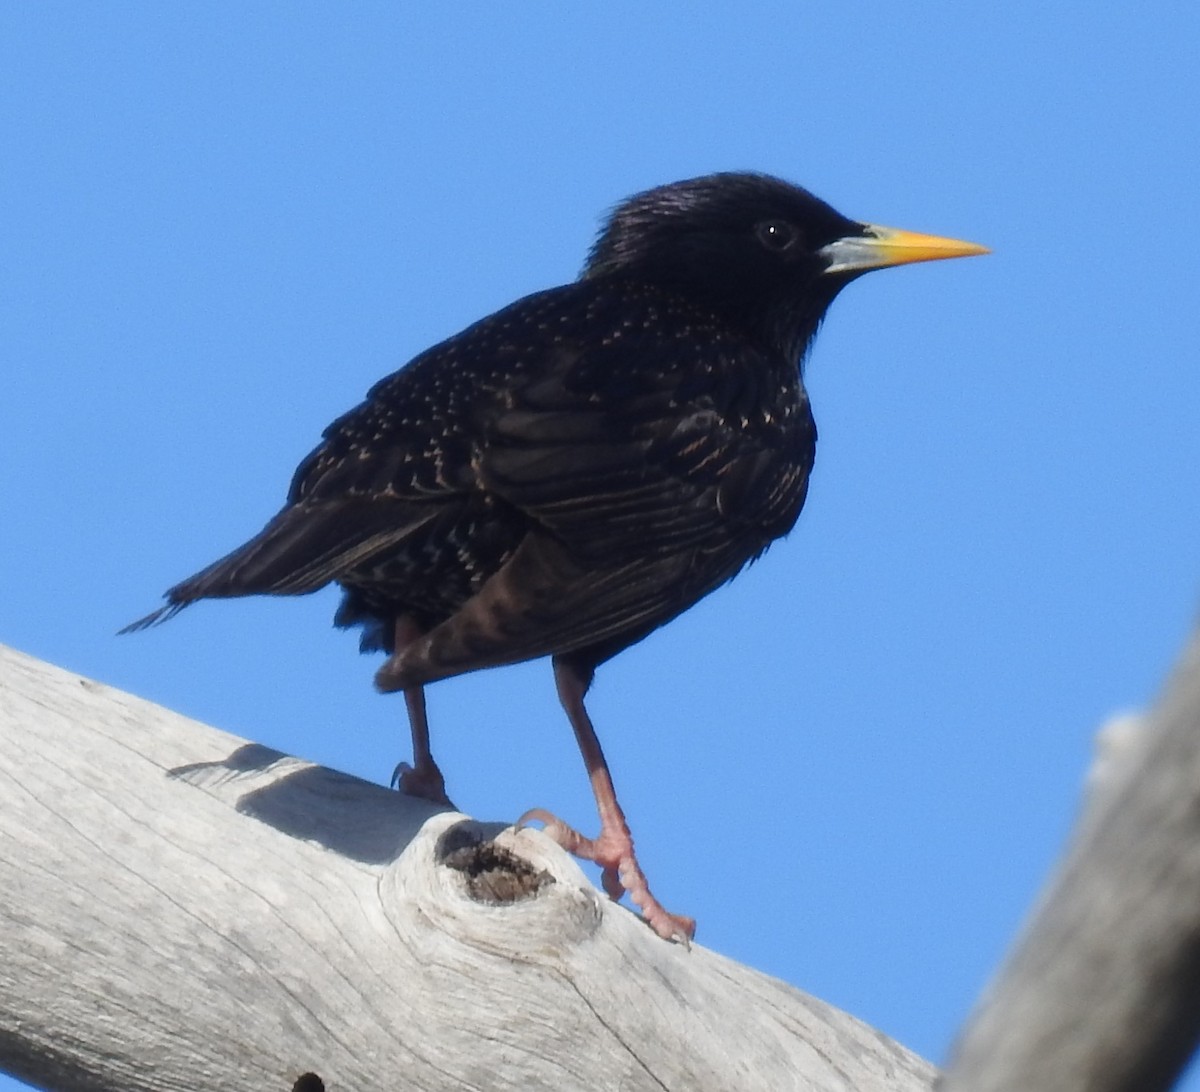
[119,497,443,634]
[117,601,189,634]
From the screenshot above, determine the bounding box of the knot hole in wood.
[437,821,556,905]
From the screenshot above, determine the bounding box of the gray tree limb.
[941,626,1200,1092]
[0,643,934,1092]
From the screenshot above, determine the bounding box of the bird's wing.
[478,334,814,568]
[284,283,813,559]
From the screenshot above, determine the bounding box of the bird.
[125,172,986,942]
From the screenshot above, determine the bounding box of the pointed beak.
[819,224,989,276]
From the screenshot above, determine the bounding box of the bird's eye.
[756,220,799,252]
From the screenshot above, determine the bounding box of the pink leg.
[388,616,454,808]
[519,656,695,943]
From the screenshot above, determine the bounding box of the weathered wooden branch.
[0,644,934,1092]
[941,626,1200,1092]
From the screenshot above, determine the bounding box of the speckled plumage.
[128,173,984,940]
[137,178,846,678]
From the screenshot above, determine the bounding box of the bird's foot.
[517,807,695,944]
[390,759,455,809]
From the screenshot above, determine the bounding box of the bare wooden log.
[0,644,934,1092]
[940,628,1200,1092]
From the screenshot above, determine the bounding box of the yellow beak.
[820,224,989,276]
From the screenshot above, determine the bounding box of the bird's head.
[583,172,987,366]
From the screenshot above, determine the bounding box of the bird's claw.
[515,807,695,944]
[391,760,455,808]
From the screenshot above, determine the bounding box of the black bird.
[126,173,986,941]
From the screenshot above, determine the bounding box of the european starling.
[126,173,986,941]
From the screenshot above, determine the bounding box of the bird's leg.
[519,656,696,943]
[388,616,454,808]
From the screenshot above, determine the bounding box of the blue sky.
[3,4,1199,1088]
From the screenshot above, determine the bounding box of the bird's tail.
[119,499,441,634]
[119,601,191,633]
